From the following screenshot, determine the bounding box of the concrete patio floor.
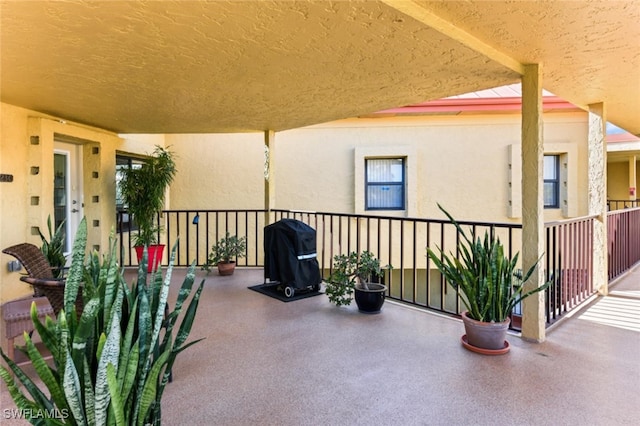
[2,266,639,425]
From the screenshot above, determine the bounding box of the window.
[116,155,144,230]
[365,158,405,210]
[544,155,560,208]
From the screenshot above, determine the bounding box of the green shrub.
[0,218,204,425]
[325,251,390,306]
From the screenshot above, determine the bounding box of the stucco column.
[628,156,636,200]
[520,64,546,342]
[588,103,608,295]
[264,130,276,225]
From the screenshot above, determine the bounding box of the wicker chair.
[2,243,82,318]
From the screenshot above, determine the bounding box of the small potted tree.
[427,204,550,354]
[325,250,391,313]
[202,232,247,276]
[119,145,176,272]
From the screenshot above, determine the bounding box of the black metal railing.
[116,207,640,328]
[607,199,640,211]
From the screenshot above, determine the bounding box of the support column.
[588,103,608,295]
[264,130,276,225]
[628,155,636,201]
[521,64,546,342]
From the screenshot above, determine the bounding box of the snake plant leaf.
[148,247,173,362]
[0,349,52,414]
[63,347,87,426]
[83,358,96,426]
[102,246,121,328]
[29,301,59,359]
[72,297,100,368]
[106,363,125,426]
[95,301,122,426]
[65,218,87,324]
[24,332,69,414]
[136,349,170,426]
[119,339,141,406]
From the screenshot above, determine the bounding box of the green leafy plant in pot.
[427,204,550,353]
[202,232,247,276]
[0,218,205,425]
[119,145,177,272]
[325,250,391,313]
[38,215,67,279]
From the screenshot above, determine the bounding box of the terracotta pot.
[461,311,510,351]
[135,244,165,273]
[354,283,387,314]
[217,261,236,276]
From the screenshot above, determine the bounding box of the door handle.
[71,208,79,213]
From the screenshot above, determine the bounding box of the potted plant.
[325,250,391,313]
[202,232,247,276]
[0,218,204,425]
[38,215,66,278]
[427,204,550,354]
[119,145,177,272]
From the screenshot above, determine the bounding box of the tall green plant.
[0,218,205,425]
[325,251,390,306]
[39,215,66,279]
[119,146,177,246]
[426,204,550,323]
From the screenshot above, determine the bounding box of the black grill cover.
[264,219,322,289]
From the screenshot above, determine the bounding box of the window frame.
[544,154,560,209]
[364,157,406,211]
[116,154,145,231]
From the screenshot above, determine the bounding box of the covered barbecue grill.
[264,219,322,298]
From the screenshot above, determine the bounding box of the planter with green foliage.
[39,215,66,279]
[325,251,391,313]
[202,232,247,276]
[0,218,204,425]
[119,145,177,271]
[426,204,550,353]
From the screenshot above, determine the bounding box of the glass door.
[53,142,83,254]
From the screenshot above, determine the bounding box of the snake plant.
[38,215,67,279]
[427,204,550,323]
[0,217,204,425]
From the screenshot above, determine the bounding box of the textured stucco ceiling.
[1,1,638,135]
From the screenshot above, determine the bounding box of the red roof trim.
[607,133,640,143]
[375,96,579,114]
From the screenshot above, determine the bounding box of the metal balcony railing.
[116,207,640,328]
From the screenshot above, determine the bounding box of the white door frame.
[53,141,84,255]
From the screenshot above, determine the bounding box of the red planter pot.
[135,245,165,273]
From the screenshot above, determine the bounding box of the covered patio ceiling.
[1,0,638,135]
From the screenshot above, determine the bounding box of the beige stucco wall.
[275,112,591,223]
[0,103,161,305]
[0,101,623,308]
[608,161,630,200]
[166,133,265,210]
